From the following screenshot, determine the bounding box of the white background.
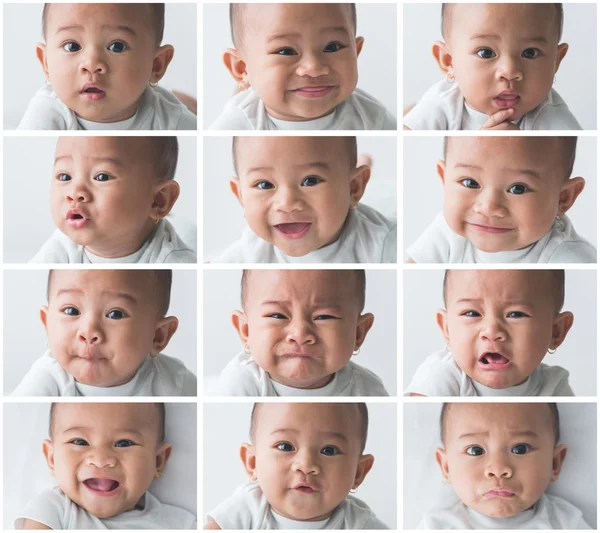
[203,136,397,260]
[3,136,197,263]
[403,269,597,396]
[203,402,397,528]
[3,3,197,129]
[202,3,398,127]
[403,135,598,259]
[403,402,597,528]
[403,3,597,130]
[3,402,197,528]
[203,269,397,396]
[3,269,198,395]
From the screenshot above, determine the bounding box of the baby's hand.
[480,108,520,130]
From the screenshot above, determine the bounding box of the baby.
[18,3,196,130]
[210,3,396,130]
[15,403,197,529]
[406,136,596,263]
[205,402,388,529]
[12,269,197,396]
[404,3,581,130]
[418,403,590,528]
[211,136,397,263]
[405,270,575,397]
[216,269,388,396]
[30,136,196,263]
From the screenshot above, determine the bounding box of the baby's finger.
[480,108,514,129]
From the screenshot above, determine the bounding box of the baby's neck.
[83,220,156,259]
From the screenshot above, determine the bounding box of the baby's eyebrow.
[54,155,125,169]
[469,33,549,45]
[55,23,137,38]
[266,26,349,43]
[54,288,138,305]
[260,299,343,309]
[458,430,540,440]
[270,428,349,442]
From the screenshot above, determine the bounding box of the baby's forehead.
[52,403,159,434]
[49,270,156,301]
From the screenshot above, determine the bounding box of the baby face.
[248,403,370,520]
[40,3,160,123]
[44,403,169,519]
[42,270,165,387]
[439,270,568,389]
[440,137,569,253]
[444,4,567,120]
[236,270,373,389]
[52,137,158,258]
[437,403,565,518]
[236,3,362,121]
[232,137,363,257]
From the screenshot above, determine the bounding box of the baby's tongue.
[85,478,117,491]
[485,353,509,364]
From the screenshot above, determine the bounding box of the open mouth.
[81,86,106,101]
[66,210,89,228]
[493,92,520,109]
[479,352,511,369]
[274,222,312,239]
[83,478,120,493]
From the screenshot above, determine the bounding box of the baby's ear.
[436,160,446,185]
[151,180,180,222]
[240,442,257,478]
[355,313,375,350]
[435,447,450,483]
[350,164,371,207]
[40,305,49,333]
[558,177,585,215]
[355,36,365,57]
[231,310,249,344]
[36,43,49,77]
[551,444,568,482]
[352,453,374,489]
[155,442,173,478]
[223,48,248,83]
[229,177,244,207]
[555,43,569,72]
[432,41,453,77]
[152,316,179,354]
[550,311,574,350]
[42,439,55,473]
[436,309,450,343]
[151,44,175,84]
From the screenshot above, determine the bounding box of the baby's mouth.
[80,83,106,101]
[83,478,120,493]
[479,352,511,370]
[274,222,312,240]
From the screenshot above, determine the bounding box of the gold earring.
[239,80,250,91]
[44,76,52,87]
[548,348,557,354]
[445,343,451,352]
[244,344,251,355]
[445,72,455,83]
[350,487,358,494]
[352,347,360,356]
[149,80,158,88]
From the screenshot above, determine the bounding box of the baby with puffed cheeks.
[12,269,197,396]
[216,269,388,396]
[15,402,197,529]
[18,3,196,130]
[405,270,575,397]
[210,3,396,130]
[404,3,581,130]
[418,402,590,529]
[205,402,388,529]
[211,137,396,263]
[30,136,196,264]
[406,136,596,263]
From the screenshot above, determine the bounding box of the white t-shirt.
[17,84,197,131]
[407,213,596,263]
[11,350,197,397]
[30,218,197,264]
[404,349,574,397]
[209,87,397,130]
[15,487,197,529]
[207,481,389,529]
[211,204,397,263]
[417,493,590,529]
[403,79,582,130]
[216,351,388,396]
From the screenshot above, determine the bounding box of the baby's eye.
[275,48,297,56]
[466,445,485,456]
[63,41,81,53]
[255,181,275,190]
[460,178,480,189]
[522,48,540,59]
[323,42,344,53]
[508,184,529,195]
[107,41,127,53]
[321,445,341,456]
[57,173,72,182]
[94,173,113,182]
[476,48,496,59]
[276,442,294,452]
[70,438,89,446]
[462,310,481,318]
[511,443,530,455]
[507,311,528,318]
[267,313,287,320]
[301,176,323,187]
[106,310,126,320]
[314,314,336,320]
[62,306,81,317]
[114,439,134,448]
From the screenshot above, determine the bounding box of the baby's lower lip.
[468,223,513,234]
[66,217,89,229]
[274,223,312,239]
[485,490,515,498]
[295,486,316,494]
[83,479,120,496]
[292,86,335,98]
[493,94,520,109]
[80,88,106,101]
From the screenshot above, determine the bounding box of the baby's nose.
[296,54,330,78]
[80,46,108,75]
[495,55,523,82]
[473,189,507,218]
[275,187,303,212]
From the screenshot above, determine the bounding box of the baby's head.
[437,269,573,389]
[436,402,566,518]
[43,402,171,518]
[52,136,180,258]
[438,136,584,253]
[230,136,370,257]
[241,402,374,520]
[37,3,174,123]
[224,3,363,121]
[42,269,179,387]
[233,269,374,389]
[435,3,568,120]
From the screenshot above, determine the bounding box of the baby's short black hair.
[240,269,366,312]
[440,402,560,444]
[49,402,166,444]
[42,3,166,45]
[148,137,179,181]
[442,269,566,314]
[441,3,564,42]
[229,3,357,48]
[250,402,369,453]
[232,136,358,176]
[47,269,173,317]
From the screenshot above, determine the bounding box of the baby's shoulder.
[343,361,389,396]
[342,88,397,130]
